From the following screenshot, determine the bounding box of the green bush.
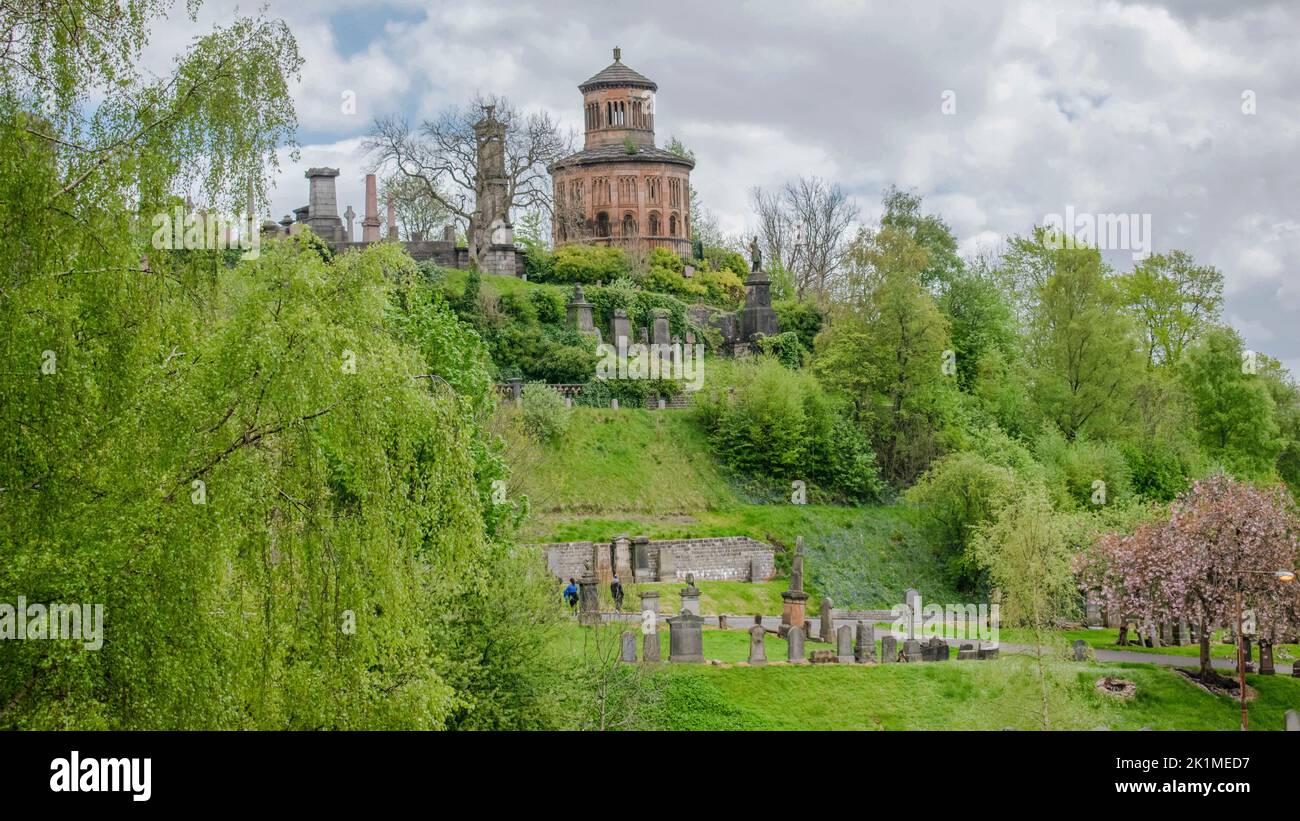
[530,288,566,325]
[773,299,823,352]
[549,244,630,284]
[757,331,805,368]
[1033,427,1133,510]
[692,357,882,502]
[522,381,571,442]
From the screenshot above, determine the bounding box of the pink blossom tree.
[1083,474,1299,679]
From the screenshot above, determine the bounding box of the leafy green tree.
[1026,242,1142,441]
[1118,250,1223,367]
[1179,327,1283,479]
[879,186,963,291]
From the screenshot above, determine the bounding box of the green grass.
[517,409,737,517]
[553,623,1300,730]
[1006,627,1300,663]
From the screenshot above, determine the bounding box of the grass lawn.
[1006,627,1300,664]
[552,623,1300,730]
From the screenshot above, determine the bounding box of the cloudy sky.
[145,0,1300,373]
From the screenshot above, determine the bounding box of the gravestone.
[593,540,612,585]
[652,310,670,346]
[620,631,637,663]
[1177,619,1192,646]
[836,625,854,663]
[927,636,948,661]
[901,639,923,663]
[667,611,704,663]
[566,283,595,334]
[658,547,676,582]
[956,643,979,660]
[978,643,999,660]
[854,622,875,663]
[639,590,660,615]
[643,628,661,663]
[679,573,701,615]
[1072,639,1088,662]
[613,535,632,579]
[1260,642,1275,676]
[787,626,806,663]
[1287,710,1300,731]
[819,597,834,643]
[637,327,649,345]
[904,588,921,640]
[749,556,764,583]
[1085,598,1102,628]
[1159,622,1174,646]
[881,634,898,663]
[809,649,836,664]
[611,309,630,345]
[718,614,729,631]
[748,625,767,666]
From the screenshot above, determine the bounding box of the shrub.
[521,382,570,442]
[757,330,805,368]
[530,288,566,325]
[773,299,823,352]
[1033,427,1133,510]
[550,244,630,284]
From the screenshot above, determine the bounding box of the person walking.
[610,574,625,614]
[563,577,578,612]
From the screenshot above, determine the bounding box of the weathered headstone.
[632,535,652,583]
[643,629,661,663]
[639,590,660,615]
[566,283,595,334]
[836,625,854,663]
[809,649,836,664]
[956,642,979,660]
[1072,639,1088,662]
[819,597,834,644]
[593,541,612,585]
[652,309,670,346]
[787,625,806,663]
[611,309,630,345]
[749,556,764,583]
[901,638,923,662]
[667,611,705,663]
[613,535,632,579]
[620,631,637,663]
[1085,598,1102,628]
[1260,642,1275,676]
[718,614,729,631]
[1287,710,1300,731]
[854,621,875,663]
[978,642,999,660]
[881,634,898,663]
[748,625,767,666]
[926,636,948,661]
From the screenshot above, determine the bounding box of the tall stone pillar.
[304,167,343,242]
[386,194,397,239]
[577,562,600,626]
[343,205,355,242]
[362,174,381,242]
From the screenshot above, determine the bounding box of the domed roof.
[579,47,657,93]
[548,143,693,172]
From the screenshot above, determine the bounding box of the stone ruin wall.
[539,536,774,583]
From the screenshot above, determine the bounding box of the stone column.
[386,193,397,239]
[567,283,595,334]
[667,611,704,663]
[577,563,600,626]
[904,588,920,641]
[362,173,381,242]
[748,625,767,666]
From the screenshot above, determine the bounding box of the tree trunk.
[1199,617,1212,679]
[1117,623,1129,646]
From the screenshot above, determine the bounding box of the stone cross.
[748,625,767,666]
[343,205,355,242]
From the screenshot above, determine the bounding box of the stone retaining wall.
[537,536,774,583]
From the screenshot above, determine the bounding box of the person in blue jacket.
[563,578,579,610]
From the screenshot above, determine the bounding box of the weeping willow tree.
[0,1,568,729]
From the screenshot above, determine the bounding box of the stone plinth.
[577,566,601,626]
[667,612,704,663]
[780,590,808,637]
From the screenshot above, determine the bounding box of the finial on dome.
[613,46,621,61]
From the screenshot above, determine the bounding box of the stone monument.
[667,610,704,663]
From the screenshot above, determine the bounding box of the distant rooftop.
[579,46,658,92]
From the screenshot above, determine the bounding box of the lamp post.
[1230,569,1295,731]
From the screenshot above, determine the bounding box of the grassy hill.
[512,406,960,609]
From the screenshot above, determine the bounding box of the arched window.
[622,212,636,237]
[596,212,610,238]
[648,212,661,236]
[669,213,679,237]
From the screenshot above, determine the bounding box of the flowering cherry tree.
[1081,474,1300,679]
